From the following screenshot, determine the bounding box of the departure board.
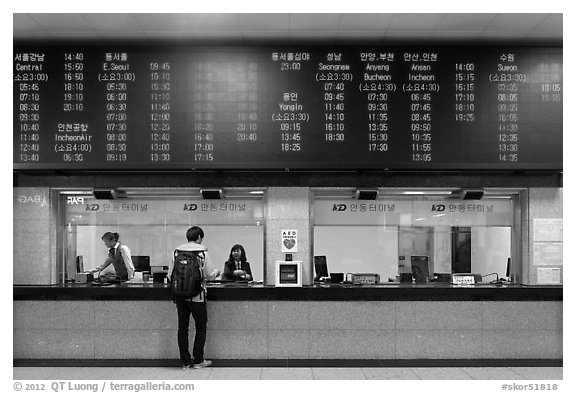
[13,45,562,171]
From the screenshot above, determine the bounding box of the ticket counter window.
[313,195,515,283]
[62,193,264,283]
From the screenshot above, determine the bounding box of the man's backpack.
[170,250,203,300]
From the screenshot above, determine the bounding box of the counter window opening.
[312,189,519,285]
[58,188,265,284]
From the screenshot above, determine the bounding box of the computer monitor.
[131,256,150,272]
[314,255,329,281]
[76,256,84,273]
[410,255,430,283]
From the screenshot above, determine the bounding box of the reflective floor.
[13,366,563,380]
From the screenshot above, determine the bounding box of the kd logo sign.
[332,204,347,211]
[431,204,446,212]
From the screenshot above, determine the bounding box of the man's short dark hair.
[186,226,204,242]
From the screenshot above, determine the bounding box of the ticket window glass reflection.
[62,193,265,282]
[398,226,511,280]
[452,227,472,273]
[470,226,512,279]
[398,227,433,277]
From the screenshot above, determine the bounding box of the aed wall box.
[275,261,302,287]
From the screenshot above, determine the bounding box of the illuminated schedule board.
[14,45,562,171]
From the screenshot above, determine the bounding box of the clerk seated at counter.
[222,244,252,281]
[90,232,135,281]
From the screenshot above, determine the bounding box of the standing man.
[170,226,220,369]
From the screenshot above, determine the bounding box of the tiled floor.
[13,366,563,380]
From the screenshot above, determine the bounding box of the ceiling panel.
[535,14,563,32]
[380,31,436,44]
[95,30,148,39]
[521,31,563,44]
[487,13,549,31]
[13,14,45,32]
[132,13,191,31]
[435,13,497,31]
[334,31,387,42]
[12,30,51,40]
[46,31,109,41]
[289,31,340,41]
[81,13,141,32]
[476,30,527,44]
[145,31,244,45]
[430,31,484,41]
[240,31,291,42]
[338,13,393,31]
[238,13,290,31]
[183,13,240,32]
[29,13,91,32]
[290,13,342,31]
[386,13,447,32]
[12,13,562,45]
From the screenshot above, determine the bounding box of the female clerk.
[222,244,253,281]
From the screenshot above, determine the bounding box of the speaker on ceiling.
[356,189,378,200]
[93,189,117,200]
[201,189,222,199]
[461,189,484,200]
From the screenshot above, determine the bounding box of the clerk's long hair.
[227,244,247,264]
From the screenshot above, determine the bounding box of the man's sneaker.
[182,363,192,370]
[192,360,212,369]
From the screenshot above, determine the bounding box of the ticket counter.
[13,184,563,363]
[13,283,562,362]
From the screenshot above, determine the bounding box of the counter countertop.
[13,282,562,301]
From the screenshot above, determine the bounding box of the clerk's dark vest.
[110,244,128,279]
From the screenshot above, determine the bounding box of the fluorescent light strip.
[398,191,453,195]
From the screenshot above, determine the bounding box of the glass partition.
[63,194,264,282]
[313,195,514,283]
